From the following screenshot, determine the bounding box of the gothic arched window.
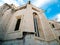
[33,12,40,37]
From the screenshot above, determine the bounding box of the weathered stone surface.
[0,2,60,45]
[2,40,23,45]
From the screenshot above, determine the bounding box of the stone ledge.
[34,37,58,42]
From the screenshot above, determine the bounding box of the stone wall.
[1,34,60,45]
[0,3,60,45]
[2,40,23,45]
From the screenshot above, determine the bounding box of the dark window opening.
[33,13,40,37]
[52,24,55,28]
[34,18,37,36]
[34,18,40,37]
[59,36,60,40]
[15,19,21,31]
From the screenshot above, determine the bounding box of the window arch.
[33,12,37,15]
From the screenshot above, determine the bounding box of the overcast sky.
[0,0,60,22]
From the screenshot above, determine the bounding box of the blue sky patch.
[0,0,60,21]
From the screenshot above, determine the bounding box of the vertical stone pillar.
[22,4,34,32]
[23,34,35,45]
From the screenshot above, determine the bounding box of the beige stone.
[0,2,60,45]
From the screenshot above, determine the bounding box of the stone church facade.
[0,1,60,45]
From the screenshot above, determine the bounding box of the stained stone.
[0,2,60,45]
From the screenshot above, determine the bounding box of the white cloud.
[0,2,4,6]
[2,0,20,6]
[0,0,57,7]
[0,0,25,6]
[53,13,60,22]
[17,0,25,4]
[32,0,57,7]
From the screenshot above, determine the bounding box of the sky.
[0,0,60,22]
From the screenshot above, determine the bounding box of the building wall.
[2,34,60,45]
[49,21,60,43]
[0,3,60,45]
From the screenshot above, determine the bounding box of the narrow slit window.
[15,19,21,31]
[52,24,55,28]
[34,18,37,36]
[33,12,40,37]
